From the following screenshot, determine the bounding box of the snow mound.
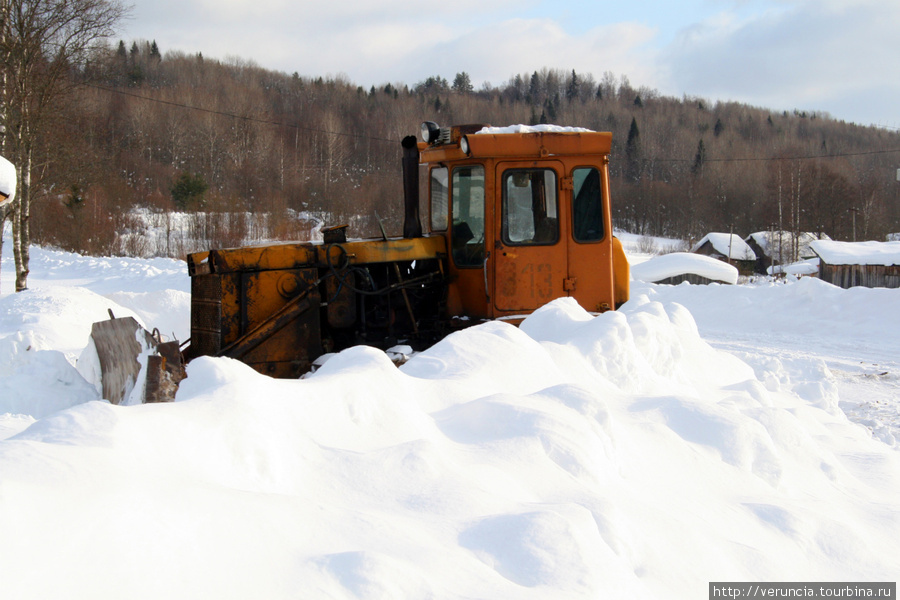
[2,243,900,599]
[2,295,899,599]
[631,252,738,284]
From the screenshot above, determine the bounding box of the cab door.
[493,161,568,313]
[565,164,616,312]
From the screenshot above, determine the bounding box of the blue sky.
[119,0,899,128]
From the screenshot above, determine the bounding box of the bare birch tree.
[0,0,126,290]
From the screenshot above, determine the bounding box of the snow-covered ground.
[1,230,898,599]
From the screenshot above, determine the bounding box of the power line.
[648,147,900,165]
[81,81,900,164]
[708,148,900,162]
[80,81,401,145]
[703,147,900,163]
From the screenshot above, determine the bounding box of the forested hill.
[30,41,900,255]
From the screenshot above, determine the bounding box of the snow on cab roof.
[692,233,756,261]
[475,124,594,134]
[810,239,900,266]
[631,252,739,284]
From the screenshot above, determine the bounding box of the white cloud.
[659,0,900,124]
[322,18,662,89]
[118,0,900,126]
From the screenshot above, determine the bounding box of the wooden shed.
[691,233,756,274]
[745,231,829,275]
[810,240,900,289]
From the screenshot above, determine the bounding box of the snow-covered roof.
[692,233,756,261]
[810,240,900,266]
[475,124,594,134]
[631,252,739,284]
[746,231,829,259]
[0,155,16,208]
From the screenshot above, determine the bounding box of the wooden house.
[810,240,900,289]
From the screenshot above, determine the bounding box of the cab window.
[430,167,448,231]
[502,169,558,245]
[451,165,485,267]
[572,167,604,242]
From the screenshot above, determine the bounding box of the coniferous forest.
[14,40,900,257]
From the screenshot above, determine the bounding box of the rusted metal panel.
[206,243,319,273]
[326,272,357,329]
[188,236,447,276]
[91,316,155,405]
[90,317,185,404]
[144,341,186,403]
[230,267,321,377]
[328,236,447,266]
[188,272,226,359]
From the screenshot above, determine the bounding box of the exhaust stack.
[401,135,422,239]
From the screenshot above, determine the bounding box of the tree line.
[3,1,900,292]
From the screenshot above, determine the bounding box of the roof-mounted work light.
[420,121,441,144]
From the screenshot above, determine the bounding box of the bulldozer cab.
[419,123,625,321]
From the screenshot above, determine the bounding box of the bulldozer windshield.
[502,168,558,245]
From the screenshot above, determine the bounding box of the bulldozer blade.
[90,316,185,405]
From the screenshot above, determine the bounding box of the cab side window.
[572,167,604,242]
[430,167,449,231]
[451,165,485,267]
[502,169,558,245]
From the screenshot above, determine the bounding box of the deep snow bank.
[1,296,898,600]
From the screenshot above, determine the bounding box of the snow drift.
[630,252,739,284]
[1,239,899,600]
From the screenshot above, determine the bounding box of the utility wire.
[656,147,900,164]
[83,81,900,164]
[80,81,401,145]
[709,148,900,162]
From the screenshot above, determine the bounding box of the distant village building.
[745,231,830,274]
[691,233,756,274]
[810,240,900,289]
